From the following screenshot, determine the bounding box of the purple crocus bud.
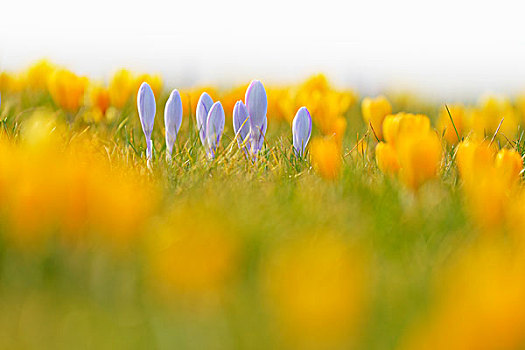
[196,92,214,148]
[245,80,267,130]
[164,89,183,158]
[206,101,225,158]
[137,82,156,160]
[233,100,250,148]
[250,116,267,156]
[292,107,312,157]
[259,117,267,149]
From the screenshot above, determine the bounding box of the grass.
[0,89,491,349]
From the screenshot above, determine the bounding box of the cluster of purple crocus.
[232,80,268,158]
[195,92,225,158]
[137,82,183,162]
[136,80,312,161]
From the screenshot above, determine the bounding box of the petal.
[137,82,156,138]
[196,92,214,147]
[206,101,225,158]
[292,107,312,156]
[250,116,267,155]
[164,89,183,155]
[245,80,267,129]
[257,116,268,151]
[233,100,250,145]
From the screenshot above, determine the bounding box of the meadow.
[0,59,524,349]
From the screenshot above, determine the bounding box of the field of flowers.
[0,59,525,349]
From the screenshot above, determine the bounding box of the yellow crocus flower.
[47,68,88,112]
[362,95,392,140]
[375,142,400,175]
[108,68,136,108]
[382,113,430,148]
[396,131,442,191]
[437,104,467,144]
[310,137,342,180]
[25,59,56,91]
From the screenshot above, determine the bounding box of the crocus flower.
[292,107,312,157]
[361,96,392,141]
[206,102,225,158]
[375,142,400,175]
[109,69,136,109]
[495,148,523,184]
[233,100,250,150]
[246,80,267,128]
[245,80,268,156]
[437,104,466,144]
[137,82,156,160]
[164,89,183,158]
[310,137,342,180]
[254,117,267,153]
[196,92,214,148]
[89,85,111,116]
[47,69,88,112]
[396,129,442,191]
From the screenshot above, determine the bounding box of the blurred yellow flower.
[263,233,368,348]
[89,171,155,246]
[471,95,519,140]
[495,148,523,185]
[0,71,24,93]
[396,131,442,191]
[376,113,441,190]
[267,86,296,123]
[505,190,525,242]
[375,142,400,175]
[88,84,111,116]
[47,69,88,112]
[310,137,342,180]
[149,207,238,300]
[401,240,525,350]
[0,112,157,251]
[455,139,495,181]
[382,113,430,148]
[296,74,356,141]
[362,95,392,140]
[437,104,467,144]
[108,69,136,108]
[455,140,522,230]
[515,93,525,124]
[25,59,56,91]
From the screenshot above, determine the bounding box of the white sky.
[1,0,525,99]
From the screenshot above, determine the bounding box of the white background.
[1,0,525,99]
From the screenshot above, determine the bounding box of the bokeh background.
[2,0,525,97]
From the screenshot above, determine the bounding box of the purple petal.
[164,89,183,156]
[245,80,267,129]
[206,101,225,158]
[233,100,250,147]
[257,117,267,152]
[292,107,312,156]
[196,92,214,148]
[137,82,156,140]
[250,116,267,156]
